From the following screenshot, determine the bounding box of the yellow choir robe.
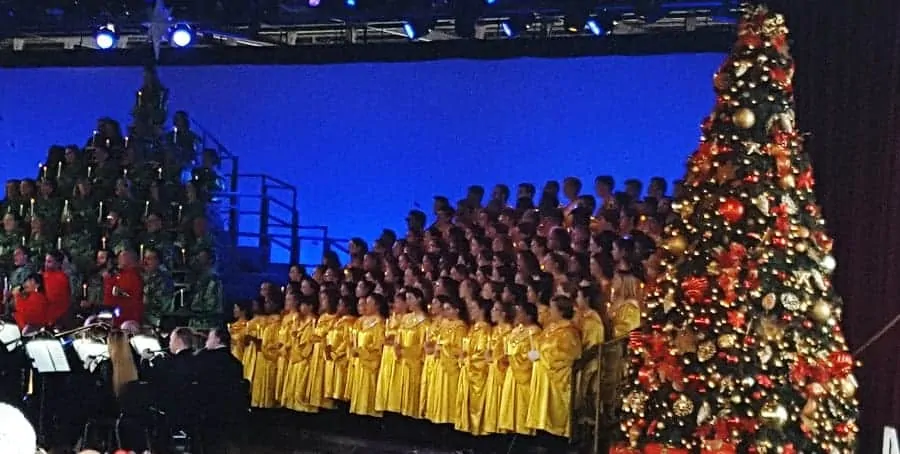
[498,323,541,435]
[396,312,428,418]
[307,312,337,409]
[275,311,300,405]
[374,313,404,413]
[482,322,512,434]
[251,314,282,408]
[609,299,641,338]
[574,308,605,413]
[418,317,441,419]
[455,321,492,435]
[325,314,356,401]
[281,315,317,412]
[229,318,249,361]
[347,314,385,417]
[526,319,582,438]
[241,316,263,380]
[425,318,467,424]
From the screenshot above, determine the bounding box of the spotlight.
[309,0,322,6]
[94,24,118,50]
[484,0,496,5]
[169,23,194,48]
[585,11,617,36]
[501,15,530,38]
[345,0,355,7]
[402,19,433,40]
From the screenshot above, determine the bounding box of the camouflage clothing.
[143,267,175,327]
[70,194,101,227]
[8,263,35,290]
[138,230,176,269]
[57,162,85,197]
[109,196,141,227]
[62,229,98,274]
[187,269,223,330]
[25,233,56,268]
[33,197,63,230]
[105,224,134,255]
[84,268,106,306]
[184,232,216,269]
[0,230,24,273]
[92,161,121,197]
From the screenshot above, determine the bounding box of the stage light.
[95,24,118,50]
[484,0,496,5]
[345,0,355,7]
[402,19,433,40]
[309,0,322,6]
[170,23,194,48]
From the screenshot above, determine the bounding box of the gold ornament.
[733,60,754,77]
[697,341,716,362]
[733,108,756,129]
[810,299,832,323]
[663,235,688,256]
[759,401,789,428]
[674,201,695,218]
[624,391,649,413]
[673,394,695,417]
[717,334,738,349]
[696,401,712,424]
[795,241,808,253]
[840,375,858,398]
[758,317,784,341]
[762,293,777,311]
[780,292,801,311]
[796,226,811,238]
[779,174,796,188]
[674,331,698,353]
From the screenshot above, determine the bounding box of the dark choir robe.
[103,266,144,327]
[194,347,246,425]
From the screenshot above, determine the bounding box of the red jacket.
[42,270,71,327]
[103,266,144,327]
[14,291,51,330]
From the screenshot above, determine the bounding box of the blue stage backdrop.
[0,54,722,264]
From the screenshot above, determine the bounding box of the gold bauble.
[795,241,808,253]
[759,401,789,428]
[717,334,738,349]
[663,235,688,256]
[762,293,777,311]
[733,108,757,129]
[674,331,698,353]
[779,174,796,189]
[673,394,695,417]
[840,376,858,398]
[796,226,811,238]
[697,341,716,362]
[810,299,833,323]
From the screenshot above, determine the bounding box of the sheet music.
[131,335,162,354]
[72,339,109,370]
[0,322,21,352]
[25,340,71,373]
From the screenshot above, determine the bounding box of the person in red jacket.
[103,249,144,327]
[42,251,71,328]
[12,273,51,330]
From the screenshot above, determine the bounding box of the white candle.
[87,166,93,179]
[62,200,69,219]
[177,204,183,222]
[98,201,104,223]
[124,136,130,149]
[101,237,107,250]
[173,127,179,145]
[144,201,150,218]
[179,289,185,308]
[56,162,62,180]
[91,130,98,146]
[29,199,34,218]
[57,237,62,250]
[157,167,163,179]
[139,244,144,258]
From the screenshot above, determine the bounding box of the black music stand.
[24,337,71,446]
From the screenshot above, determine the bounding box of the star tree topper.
[146,0,171,61]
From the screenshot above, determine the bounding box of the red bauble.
[718,198,745,223]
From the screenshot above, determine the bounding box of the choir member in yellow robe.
[251,299,282,408]
[241,298,264,380]
[418,295,444,419]
[526,295,582,438]
[274,292,300,406]
[498,302,541,435]
[374,292,407,413]
[308,287,340,409]
[483,301,514,434]
[281,294,317,412]
[397,287,428,418]
[425,296,468,424]
[347,294,386,417]
[455,300,492,435]
[574,284,606,419]
[229,301,251,361]
[325,296,358,402]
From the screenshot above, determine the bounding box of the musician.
[42,251,71,327]
[103,249,143,327]
[145,327,199,426]
[12,273,50,330]
[196,326,247,452]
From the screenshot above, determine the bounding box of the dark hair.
[517,301,538,324]
[172,327,195,348]
[211,325,232,348]
[595,175,615,189]
[551,295,576,320]
[321,287,341,314]
[369,292,389,317]
[25,272,44,291]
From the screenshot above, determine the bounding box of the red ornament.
[797,168,815,190]
[772,236,787,248]
[682,276,709,304]
[828,351,854,377]
[718,198,745,223]
[756,374,774,388]
[727,311,746,329]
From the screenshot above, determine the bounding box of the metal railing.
[192,118,241,246]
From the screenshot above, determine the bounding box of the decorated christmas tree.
[130,64,169,141]
[611,5,859,454]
